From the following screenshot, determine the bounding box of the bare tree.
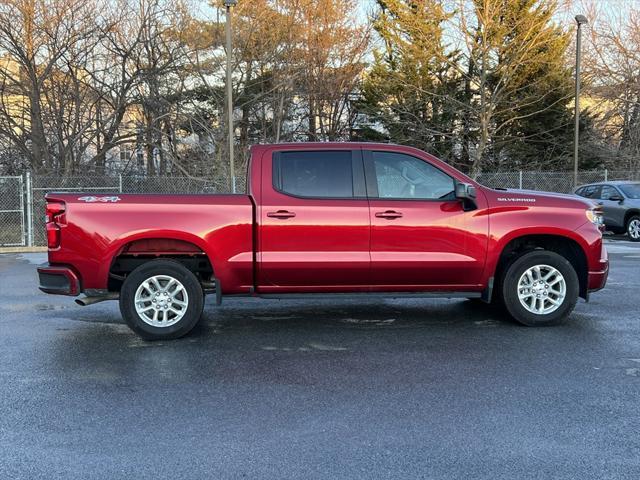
[583,2,640,171]
[0,0,96,171]
[295,0,369,141]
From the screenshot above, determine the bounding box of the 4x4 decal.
[77,196,121,203]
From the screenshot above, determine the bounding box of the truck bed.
[46,193,255,293]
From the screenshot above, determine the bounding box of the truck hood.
[483,188,596,209]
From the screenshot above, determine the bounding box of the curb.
[0,246,48,254]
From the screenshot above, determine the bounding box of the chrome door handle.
[267,210,296,219]
[375,210,403,219]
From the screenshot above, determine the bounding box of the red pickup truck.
[38,143,609,339]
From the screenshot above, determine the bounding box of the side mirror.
[609,195,624,203]
[455,182,477,200]
[455,182,477,211]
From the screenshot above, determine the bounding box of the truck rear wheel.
[501,250,578,326]
[119,259,204,340]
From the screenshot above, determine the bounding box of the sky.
[357,0,639,24]
[197,0,639,42]
[355,0,639,49]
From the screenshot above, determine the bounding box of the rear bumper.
[37,263,81,296]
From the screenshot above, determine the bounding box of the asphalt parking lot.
[1,239,639,479]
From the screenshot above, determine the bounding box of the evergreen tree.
[486,0,574,170]
[357,0,463,166]
[462,0,574,173]
[359,0,575,174]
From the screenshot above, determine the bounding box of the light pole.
[574,14,588,189]
[224,0,237,193]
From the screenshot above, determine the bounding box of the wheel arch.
[493,233,589,300]
[624,209,640,227]
[106,234,215,292]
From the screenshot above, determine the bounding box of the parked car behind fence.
[575,181,640,241]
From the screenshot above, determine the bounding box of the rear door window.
[273,150,364,198]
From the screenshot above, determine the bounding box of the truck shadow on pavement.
[45,297,605,387]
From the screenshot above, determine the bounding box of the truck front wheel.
[501,250,579,326]
[119,259,204,340]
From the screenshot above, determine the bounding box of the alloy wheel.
[517,264,566,315]
[629,219,640,240]
[134,275,189,327]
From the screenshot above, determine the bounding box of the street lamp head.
[575,14,588,25]
[224,0,237,6]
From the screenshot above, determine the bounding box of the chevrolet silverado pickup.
[38,143,609,340]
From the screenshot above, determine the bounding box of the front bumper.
[587,244,608,293]
[37,263,81,296]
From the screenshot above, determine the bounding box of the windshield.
[619,183,640,199]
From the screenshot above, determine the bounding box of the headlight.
[586,207,604,226]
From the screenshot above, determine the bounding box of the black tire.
[501,250,579,326]
[627,215,640,242]
[119,259,204,340]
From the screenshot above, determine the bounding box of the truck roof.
[251,141,401,149]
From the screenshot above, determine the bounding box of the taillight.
[45,200,66,249]
[46,223,61,249]
[45,201,65,223]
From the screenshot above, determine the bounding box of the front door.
[257,149,371,292]
[598,185,626,229]
[365,150,488,289]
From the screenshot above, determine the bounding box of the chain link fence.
[0,176,25,246]
[475,169,640,193]
[0,169,638,247]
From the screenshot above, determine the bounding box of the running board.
[250,292,482,300]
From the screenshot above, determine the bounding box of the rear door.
[365,149,488,289]
[257,148,371,291]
